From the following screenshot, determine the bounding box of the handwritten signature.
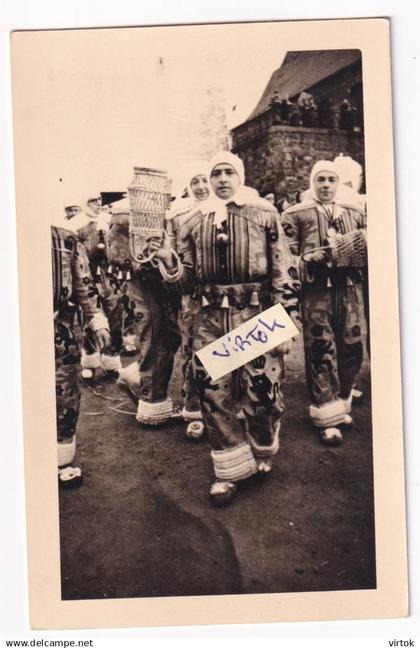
[212,317,286,358]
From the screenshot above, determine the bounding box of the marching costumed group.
[52,151,367,506]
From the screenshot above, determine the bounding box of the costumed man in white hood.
[63,198,82,222]
[333,154,366,213]
[117,162,210,432]
[299,155,365,212]
[65,192,123,381]
[154,151,300,506]
[281,160,367,446]
[51,222,110,487]
[165,160,212,440]
[106,179,182,427]
[334,153,369,386]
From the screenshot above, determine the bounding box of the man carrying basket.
[281,160,367,446]
[107,167,182,426]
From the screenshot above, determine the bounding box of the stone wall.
[232,125,365,198]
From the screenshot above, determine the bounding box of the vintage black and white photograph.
[11,19,406,628]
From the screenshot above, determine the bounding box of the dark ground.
[59,332,375,600]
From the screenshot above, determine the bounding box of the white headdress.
[334,154,363,191]
[309,160,340,195]
[200,150,273,228]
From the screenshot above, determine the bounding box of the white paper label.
[196,302,299,381]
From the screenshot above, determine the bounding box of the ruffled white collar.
[201,186,273,228]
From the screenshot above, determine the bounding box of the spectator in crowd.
[339,98,357,130]
[270,91,283,124]
[289,102,302,127]
[280,96,292,124]
[318,97,333,128]
[307,96,318,127]
[297,91,317,127]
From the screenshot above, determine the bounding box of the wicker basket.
[128,167,171,265]
[327,229,367,268]
[107,167,171,268]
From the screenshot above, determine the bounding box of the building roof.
[101,191,127,206]
[247,49,361,121]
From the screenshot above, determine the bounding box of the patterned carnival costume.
[173,152,300,505]
[65,193,123,380]
[52,225,110,487]
[281,160,367,445]
[165,160,212,439]
[106,168,182,426]
[334,154,369,367]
